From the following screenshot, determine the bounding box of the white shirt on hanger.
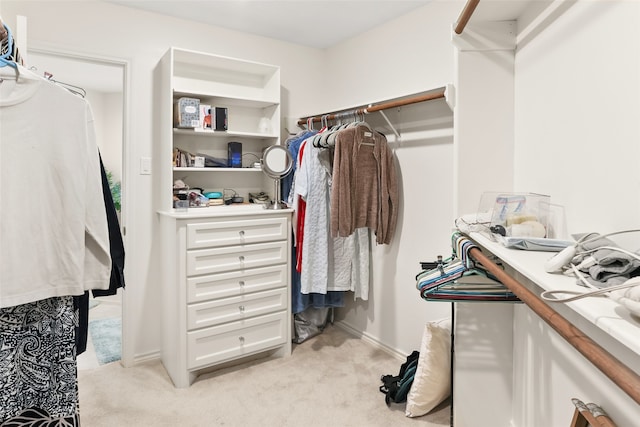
[0,65,111,308]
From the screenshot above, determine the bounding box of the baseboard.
[126,323,404,367]
[334,320,406,361]
[131,350,160,366]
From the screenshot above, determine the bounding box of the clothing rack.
[297,87,447,126]
[468,245,640,406]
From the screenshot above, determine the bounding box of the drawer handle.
[239,255,245,263]
[239,305,245,313]
[239,280,245,287]
[239,230,245,237]
[239,336,245,344]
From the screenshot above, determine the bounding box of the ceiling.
[26,1,534,93]
[103,0,535,49]
[104,0,435,49]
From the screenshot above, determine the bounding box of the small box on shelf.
[174,97,200,128]
[214,107,228,131]
[227,142,242,168]
[199,104,212,129]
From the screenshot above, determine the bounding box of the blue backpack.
[379,350,420,405]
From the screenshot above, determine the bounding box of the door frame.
[28,47,134,367]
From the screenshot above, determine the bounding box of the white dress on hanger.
[296,139,370,298]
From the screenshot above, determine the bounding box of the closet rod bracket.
[377,110,401,141]
[444,84,456,110]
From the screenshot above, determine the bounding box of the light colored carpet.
[78,325,451,426]
[88,317,121,365]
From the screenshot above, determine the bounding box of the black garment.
[74,152,126,355]
[94,153,126,297]
[74,292,90,355]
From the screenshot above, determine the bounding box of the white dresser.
[159,207,292,388]
[152,48,290,387]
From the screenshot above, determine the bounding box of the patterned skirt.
[0,296,80,426]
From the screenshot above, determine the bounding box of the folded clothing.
[573,235,640,288]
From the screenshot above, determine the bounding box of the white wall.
[450,18,517,427]
[511,1,640,426]
[324,1,464,355]
[1,0,464,360]
[87,90,123,182]
[0,0,327,361]
[515,1,640,234]
[321,1,461,113]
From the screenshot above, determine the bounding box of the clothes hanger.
[319,113,349,147]
[312,115,330,147]
[43,71,86,98]
[323,111,349,147]
[355,111,372,129]
[418,259,518,302]
[325,110,368,147]
[356,114,376,146]
[340,110,375,146]
[416,232,519,302]
[324,112,348,147]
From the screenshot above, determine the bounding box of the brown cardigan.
[330,126,398,244]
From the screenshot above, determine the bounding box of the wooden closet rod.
[469,246,640,406]
[297,87,446,126]
[454,0,480,34]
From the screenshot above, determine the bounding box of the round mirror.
[261,145,293,209]
[262,145,293,179]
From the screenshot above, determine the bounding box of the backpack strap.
[379,351,421,405]
[379,374,401,405]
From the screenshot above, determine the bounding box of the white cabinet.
[159,211,292,388]
[154,48,291,388]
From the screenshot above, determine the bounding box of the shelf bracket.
[377,110,401,142]
[444,83,456,110]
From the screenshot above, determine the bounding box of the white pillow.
[405,318,452,417]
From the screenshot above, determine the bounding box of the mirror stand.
[261,145,293,210]
[270,178,287,210]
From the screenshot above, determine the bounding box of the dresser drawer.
[187,311,287,370]
[186,241,287,276]
[187,264,287,304]
[187,287,287,330]
[186,217,288,249]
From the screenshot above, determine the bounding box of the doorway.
[27,49,128,369]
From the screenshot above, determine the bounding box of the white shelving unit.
[154,48,292,388]
[155,47,281,212]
